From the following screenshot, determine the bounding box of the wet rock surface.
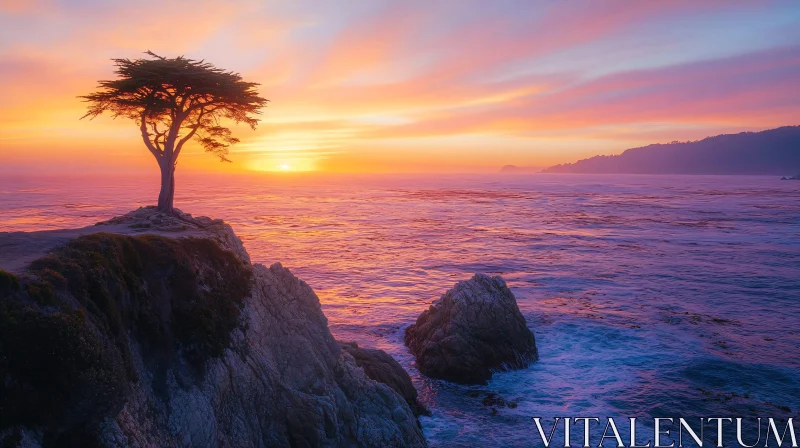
[405,273,538,385]
[339,341,430,417]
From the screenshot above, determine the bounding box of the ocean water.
[1,172,799,446]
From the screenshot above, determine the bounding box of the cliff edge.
[0,207,426,448]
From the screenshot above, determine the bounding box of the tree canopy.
[81,51,268,211]
[81,51,268,164]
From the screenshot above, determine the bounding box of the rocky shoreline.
[0,208,426,447]
[0,207,540,447]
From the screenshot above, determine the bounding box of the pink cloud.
[358,45,800,139]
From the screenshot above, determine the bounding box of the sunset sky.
[1,0,799,173]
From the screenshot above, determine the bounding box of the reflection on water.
[1,173,799,446]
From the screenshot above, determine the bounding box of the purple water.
[1,173,798,446]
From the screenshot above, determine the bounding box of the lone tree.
[81,51,268,212]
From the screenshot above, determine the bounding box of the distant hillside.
[543,126,800,175]
[499,165,542,173]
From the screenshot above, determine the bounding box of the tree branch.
[173,110,205,162]
[149,121,165,152]
[140,111,162,162]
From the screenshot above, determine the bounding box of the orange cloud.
[1,0,799,173]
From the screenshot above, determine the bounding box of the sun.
[246,159,315,172]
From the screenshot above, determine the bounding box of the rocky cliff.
[0,208,426,448]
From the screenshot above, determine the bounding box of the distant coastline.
[541,126,800,175]
[499,165,543,173]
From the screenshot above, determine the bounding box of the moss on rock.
[0,233,252,445]
[0,270,19,295]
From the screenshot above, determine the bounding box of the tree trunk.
[157,163,175,213]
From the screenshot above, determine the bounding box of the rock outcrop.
[404,274,538,385]
[0,208,426,448]
[339,342,429,417]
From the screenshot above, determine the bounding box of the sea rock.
[0,208,426,448]
[404,274,538,385]
[339,341,429,417]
